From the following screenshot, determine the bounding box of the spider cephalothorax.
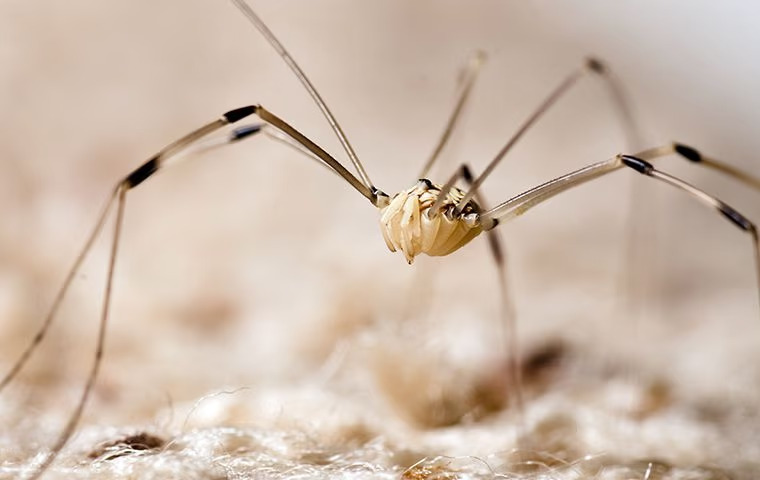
[379,179,483,264]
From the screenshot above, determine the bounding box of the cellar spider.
[2,1,760,479]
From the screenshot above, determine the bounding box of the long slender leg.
[459,165,524,419]
[599,59,647,325]
[5,107,265,480]
[589,58,643,152]
[249,120,385,183]
[449,144,760,409]
[418,51,487,179]
[478,148,760,310]
[391,51,486,355]
[455,58,634,213]
[0,106,257,397]
[15,100,390,477]
[26,185,127,480]
[418,55,643,326]
[0,190,117,394]
[481,144,760,227]
[621,143,760,321]
[671,143,760,191]
[426,164,524,417]
[254,105,383,205]
[415,54,642,342]
[258,125,341,176]
[229,106,387,205]
[229,0,374,190]
[393,52,498,425]
[622,155,760,309]
[417,55,639,417]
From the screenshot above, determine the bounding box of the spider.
[2,1,759,478]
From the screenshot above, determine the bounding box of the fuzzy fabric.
[1,1,759,479]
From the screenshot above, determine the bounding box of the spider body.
[379,180,483,264]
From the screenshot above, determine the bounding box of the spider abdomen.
[379,180,482,264]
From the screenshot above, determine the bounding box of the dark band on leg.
[719,202,755,232]
[124,156,159,189]
[621,155,654,175]
[624,157,758,238]
[585,57,607,74]
[461,164,475,183]
[674,143,702,163]
[224,105,258,123]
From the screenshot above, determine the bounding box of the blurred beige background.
[0,0,759,478]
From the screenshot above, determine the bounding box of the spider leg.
[479,147,759,315]
[253,105,384,205]
[460,165,523,420]
[0,106,258,397]
[9,106,264,480]
[258,125,341,176]
[415,55,643,419]
[15,97,399,477]
[455,57,639,214]
[481,145,760,227]
[418,51,487,179]
[622,155,760,310]
[230,0,374,190]
[423,162,525,420]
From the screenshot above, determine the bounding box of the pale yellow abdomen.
[379,180,482,264]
